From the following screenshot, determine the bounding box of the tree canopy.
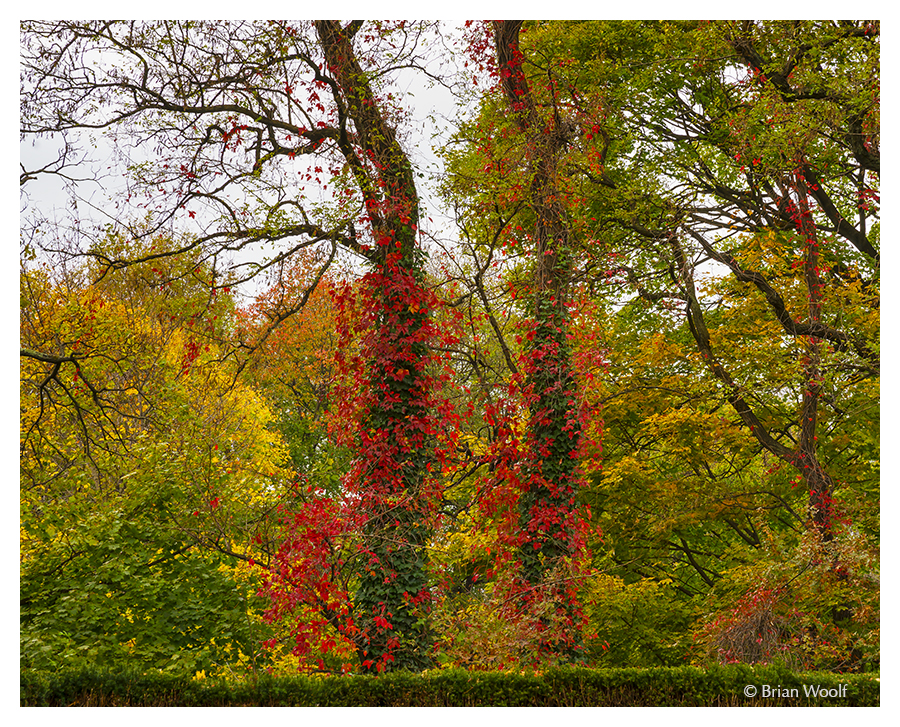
[20,19,879,677]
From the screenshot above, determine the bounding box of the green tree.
[20,246,288,675]
[574,20,878,540]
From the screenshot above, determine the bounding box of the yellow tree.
[21,242,289,675]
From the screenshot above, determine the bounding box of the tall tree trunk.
[494,20,583,655]
[790,172,836,539]
[317,20,434,671]
[673,170,837,544]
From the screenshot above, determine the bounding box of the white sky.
[16,20,474,302]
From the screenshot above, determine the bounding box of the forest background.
[17,16,883,683]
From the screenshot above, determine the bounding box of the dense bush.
[21,665,879,707]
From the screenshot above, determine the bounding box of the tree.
[518,19,879,665]
[20,246,287,675]
[21,19,451,672]
[429,21,600,664]
[237,249,346,488]
[486,21,588,658]
[585,20,879,543]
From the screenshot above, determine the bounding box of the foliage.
[20,664,880,707]
[20,20,879,677]
[238,249,349,490]
[697,524,879,672]
[581,575,696,668]
[20,246,289,675]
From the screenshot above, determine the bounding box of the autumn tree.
[427,21,600,665]
[21,19,452,672]
[659,21,872,562]
[484,21,589,659]
[587,20,879,544]
[20,243,287,674]
[238,249,346,490]
[516,19,879,666]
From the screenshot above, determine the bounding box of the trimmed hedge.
[21,664,879,707]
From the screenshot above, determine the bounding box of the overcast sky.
[17,22,474,302]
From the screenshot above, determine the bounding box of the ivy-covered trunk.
[494,20,584,658]
[351,244,435,672]
[317,20,435,672]
[521,263,581,585]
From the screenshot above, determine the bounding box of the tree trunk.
[317,20,434,671]
[494,20,583,657]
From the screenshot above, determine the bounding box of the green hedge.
[21,665,879,707]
